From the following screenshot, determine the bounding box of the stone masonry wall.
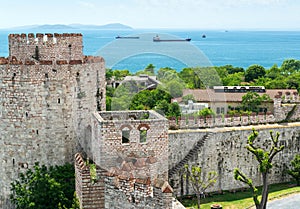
[0,33,106,208]
[91,111,169,182]
[104,176,173,209]
[169,123,300,196]
[75,153,105,209]
[8,33,83,62]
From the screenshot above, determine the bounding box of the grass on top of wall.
[180,182,300,209]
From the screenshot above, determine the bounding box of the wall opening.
[122,129,130,144]
[139,129,147,143]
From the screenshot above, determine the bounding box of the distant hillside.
[32,24,75,30]
[3,23,133,31]
[70,23,133,30]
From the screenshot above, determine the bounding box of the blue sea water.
[0,29,300,73]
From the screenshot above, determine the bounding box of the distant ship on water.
[115,35,139,39]
[153,35,191,42]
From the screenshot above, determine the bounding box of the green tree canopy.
[167,80,184,98]
[157,67,179,83]
[222,72,244,86]
[178,68,201,89]
[281,59,300,74]
[182,94,196,104]
[287,154,300,186]
[241,92,271,113]
[198,107,215,117]
[245,65,266,82]
[10,163,78,209]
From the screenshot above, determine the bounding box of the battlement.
[8,33,84,62]
[9,33,82,45]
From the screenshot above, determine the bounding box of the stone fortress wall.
[168,123,300,196]
[170,97,300,130]
[0,33,106,208]
[0,32,299,208]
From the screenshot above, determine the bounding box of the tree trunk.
[260,172,269,209]
[196,193,201,209]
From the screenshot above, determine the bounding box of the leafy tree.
[245,65,266,82]
[222,64,244,74]
[241,92,271,113]
[215,67,228,81]
[157,67,179,83]
[184,164,217,209]
[222,72,244,86]
[168,102,181,117]
[178,68,201,89]
[287,154,300,186]
[155,100,170,115]
[10,163,78,209]
[111,83,136,110]
[167,80,184,98]
[286,72,300,91]
[265,64,281,79]
[234,129,284,209]
[182,94,196,104]
[198,107,215,117]
[105,68,114,80]
[194,67,223,88]
[281,59,300,74]
[113,69,131,80]
[145,63,155,74]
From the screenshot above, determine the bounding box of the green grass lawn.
[180,182,300,209]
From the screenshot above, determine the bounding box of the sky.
[0,0,300,30]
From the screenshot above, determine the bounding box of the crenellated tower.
[0,33,106,208]
[8,33,83,62]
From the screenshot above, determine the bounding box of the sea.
[0,29,300,73]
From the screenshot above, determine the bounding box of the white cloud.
[77,1,96,9]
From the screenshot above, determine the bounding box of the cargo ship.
[115,36,139,39]
[153,35,191,42]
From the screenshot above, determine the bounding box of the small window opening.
[36,130,39,135]
[52,69,57,73]
[45,73,48,78]
[25,112,28,118]
[58,98,60,104]
[76,72,80,77]
[140,129,147,143]
[13,158,15,166]
[122,129,130,144]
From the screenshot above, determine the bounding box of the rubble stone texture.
[0,33,106,208]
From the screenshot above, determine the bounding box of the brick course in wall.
[0,33,106,208]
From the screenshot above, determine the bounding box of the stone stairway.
[168,132,213,178]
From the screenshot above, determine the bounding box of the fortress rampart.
[0,33,106,208]
[168,123,300,196]
[8,33,83,62]
[0,32,299,209]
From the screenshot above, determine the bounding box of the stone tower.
[75,110,173,209]
[0,33,106,208]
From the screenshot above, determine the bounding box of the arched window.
[139,127,147,143]
[122,128,130,144]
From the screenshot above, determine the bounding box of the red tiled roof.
[179,89,298,102]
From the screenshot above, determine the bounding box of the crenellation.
[0,33,106,208]
[8,33,84,62]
